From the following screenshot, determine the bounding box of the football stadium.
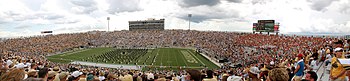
[1,0,350,81]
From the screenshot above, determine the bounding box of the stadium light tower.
[107,17,110,31]
[188,14,192,30]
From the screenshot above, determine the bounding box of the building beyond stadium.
[129,18,165,31]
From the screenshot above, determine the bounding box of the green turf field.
[47,48,219,69]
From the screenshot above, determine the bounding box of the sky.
[0,0,350,38]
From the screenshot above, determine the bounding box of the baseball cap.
[297,54,303,57]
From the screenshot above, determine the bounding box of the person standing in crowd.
[293,54,304,81]
[309,58,317,72]
[325,48,332,66]
[330,48,347,81]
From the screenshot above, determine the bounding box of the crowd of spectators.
[0,30,349,81]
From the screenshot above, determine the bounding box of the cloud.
[34,12,65,20]
[338,3,350,14]
[69,0,98,14]
[178,0,221,8]
[0,17,9,24]
[251,0,272,5]
[53,24,104,33]
[308,0,339,11]
[54,18,80,24]
[106,0,143,14]
[1,0,350,38]
[14,24,30,29]
[177,6,239,23]
[19,0,46,11]
[227,0,243,3]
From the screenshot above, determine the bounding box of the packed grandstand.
[0,30,349,81]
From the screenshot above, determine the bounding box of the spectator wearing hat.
[24,70,41,81]
[53,67,62,81]
[248,67,260,81]
[26,70,38,78]
[107,73,118,81]
[58,72,69,81]
[293,54,304,81]
[259,65,269,81]
[68,71,83,81]
[330,48,346,81]
[48,71,58,81]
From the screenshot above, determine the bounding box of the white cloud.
[106,0,143,14]
[1,0,350,38]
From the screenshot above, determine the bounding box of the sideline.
[71,61,141,70]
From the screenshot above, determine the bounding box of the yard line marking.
[174,49,180,66]
[179,49,189,66]
[187,50,205,66]
[60,49,91,56]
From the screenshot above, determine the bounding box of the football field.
[47,47,219,69]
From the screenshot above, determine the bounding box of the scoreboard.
[253,20,279,34]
